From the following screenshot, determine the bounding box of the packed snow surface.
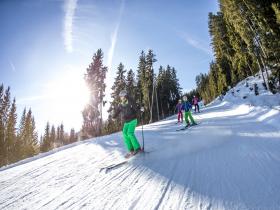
[1,76,280,210]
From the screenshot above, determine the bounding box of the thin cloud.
[107,0,125,71]
[63,0,78,53]
[180,33,212,55]
[9,60,16,72]
[104,0,125,120]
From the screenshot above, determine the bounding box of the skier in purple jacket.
[175,99,183,123]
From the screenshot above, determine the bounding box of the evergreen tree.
[0,86,11,165]
[171,67,182,99]
[30,116,38,153]
[22,109,38,158]
[142,49,156,122]
[0,84,5,165]
[41,122,50,152]
[50,125,56,148]
[108,62,127,131]
[219,0,280,91]
[59,123,65,145]
[208,62,219,100]
[156,65,182,118]
[209,12,232,92]
[126,69,141,120]
[17,108,26,159]
[272,3,280,24]
[103,114,118,135]
[136,51,146,108]
[56,126,61,147]
[39,135,43,148]
[126,69,137,104]
[69,128,76,143]
[156,66,166,118]
[82,49,108,138]
[194,0,280,104]
[6,98,17,164]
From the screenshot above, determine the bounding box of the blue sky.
[0,0,219,134]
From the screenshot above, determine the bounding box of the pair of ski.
[99,149,149,173]
[176,123,200,131]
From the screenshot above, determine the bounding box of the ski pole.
[140,107,145,151]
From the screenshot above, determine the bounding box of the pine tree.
[142,49,156,122]
[6,98,17,164]
[156,66,166,118]
[0,84,5,166]
[39,135,43,148]
[126,69,137,104]
[69,128,76,143]
[17,108,26,159]
[60,123,65,145]
[0,86,11,166]
[171,67,182,99]
[56,126,61,147]
[22,109,38,158]
[209,12,232,91]
[103,114,118,135]
[193,0,280,104]
[50,125,56,148]
[30,117,38,153]
[156,65,181,118]
[136,51,145,102]
[208,62,219,100]
[219,0,280,91]
[41,122,50,152]
[272,3,280,24]
[108,62,127,131]
[83,49,108,138]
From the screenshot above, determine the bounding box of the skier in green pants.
[182,96,197,128]
[113,90,142,158]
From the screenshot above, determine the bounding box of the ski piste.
[99,150,151,173]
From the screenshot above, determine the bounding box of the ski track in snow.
[1,101,280,209]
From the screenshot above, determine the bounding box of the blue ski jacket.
[182,101,192,112]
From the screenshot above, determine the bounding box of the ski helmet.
[183,96,187,101]
[119,90,127,97]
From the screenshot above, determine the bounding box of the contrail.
[63,0,78,53]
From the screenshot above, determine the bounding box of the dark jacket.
[113,99,137,123]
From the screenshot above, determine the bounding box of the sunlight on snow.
[257,109,279,122]
[199,104,252,120]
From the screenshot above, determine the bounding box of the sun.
[44,68,90,131]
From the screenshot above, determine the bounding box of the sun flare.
[43,68,90,130]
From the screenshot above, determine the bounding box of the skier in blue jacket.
[182,96,197,128]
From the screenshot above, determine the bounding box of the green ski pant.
[122,119,141,151]
[184,111,196,125]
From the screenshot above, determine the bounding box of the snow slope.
[1,78,280,210]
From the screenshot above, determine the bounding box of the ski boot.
[185,123,190,129]
[132,148,143,156]
[125,150,134,159]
